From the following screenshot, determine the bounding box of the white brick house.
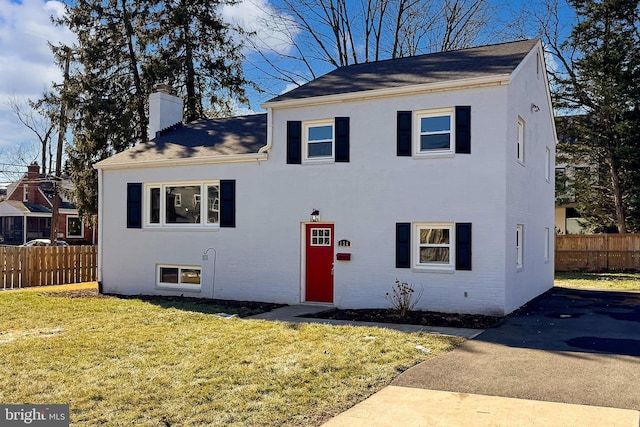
[95,39,556,316]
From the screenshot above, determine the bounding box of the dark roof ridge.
[267,39,540,103]
[331,38,540,70]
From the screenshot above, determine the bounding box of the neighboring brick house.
[95,39,556,316]
[0,163,95,245]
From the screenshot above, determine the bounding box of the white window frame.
[23,186,28,202]
[545,146,551,182]
[544,227,550,263]
[517,117,525,164]
[66,216,84,239]
[413,222,455,271]
[157,264,201,291]
[144,181,220,228]
[303,119,334,162]
[516,224,524,269]
[310,228,332,246]
[413,108,455,157]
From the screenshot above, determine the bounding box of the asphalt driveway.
[392,287,640,410]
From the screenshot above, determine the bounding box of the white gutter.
[258,106,273,154]
[97,167,103,285]
[262,74,512,110]
[94,152,268,171]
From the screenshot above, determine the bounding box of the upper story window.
[517,117,525,164]
[414,108,454,155]
[398,107,469,157]
[146,181,219,227]
[304,120,334,161]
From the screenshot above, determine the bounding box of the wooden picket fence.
[0,245,97,289]
[555,234,640,272]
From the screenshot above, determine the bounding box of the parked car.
[22,239,69,247]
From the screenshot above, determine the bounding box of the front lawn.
[555,272,640,291]
[0,284,462,426]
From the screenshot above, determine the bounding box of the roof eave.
[94,152,268,171]
[262,73,513,110]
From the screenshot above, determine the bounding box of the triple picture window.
[146,182,220,227]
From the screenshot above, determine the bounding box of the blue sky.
[0,0,573,184]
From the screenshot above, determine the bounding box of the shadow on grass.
[132,295,286,317]
[44,288,286,317]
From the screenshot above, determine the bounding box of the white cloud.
[0,0,75,155]
[221,0,299,55]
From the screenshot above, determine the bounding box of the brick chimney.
[24,162,40,203]
[148,84,183,141]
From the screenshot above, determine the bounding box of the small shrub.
[385,280,423,317]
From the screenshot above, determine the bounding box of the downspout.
[258,107,273,155]
[96,167,104,291]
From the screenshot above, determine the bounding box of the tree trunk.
[184,22,197,122]
[51,50,70,243]
[608,158,627,233]
[120,0,147,142]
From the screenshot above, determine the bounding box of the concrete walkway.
[321,386,639,427]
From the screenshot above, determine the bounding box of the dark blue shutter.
[127,183,142,229]
[396,223,411,268]
[397,111,412,156]
[287,121,302,164]
[456,223,472,270]
[220,180,236,228]
[335,117,350,162]
[455,106,471,154]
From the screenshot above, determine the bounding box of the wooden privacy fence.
[555,234,640,272]
[0,245,97,289]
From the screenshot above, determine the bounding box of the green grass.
[555,272,640,291]
[0,284,462,426]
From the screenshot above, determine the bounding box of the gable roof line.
[262,73,511,110]
[94,152,268,171]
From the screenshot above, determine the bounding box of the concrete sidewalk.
[247,304,482,338]
[321,386,639,427]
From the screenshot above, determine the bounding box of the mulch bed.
[303,308,503,329]
[42,289,502,328]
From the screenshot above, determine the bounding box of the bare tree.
[244,0,495,96]
[7,95,56,176]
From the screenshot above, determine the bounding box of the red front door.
[305,224,334,303]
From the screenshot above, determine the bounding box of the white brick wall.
[99,43,555,315]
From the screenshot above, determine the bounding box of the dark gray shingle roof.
[96,113,267,167]
[268,39,539,103]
